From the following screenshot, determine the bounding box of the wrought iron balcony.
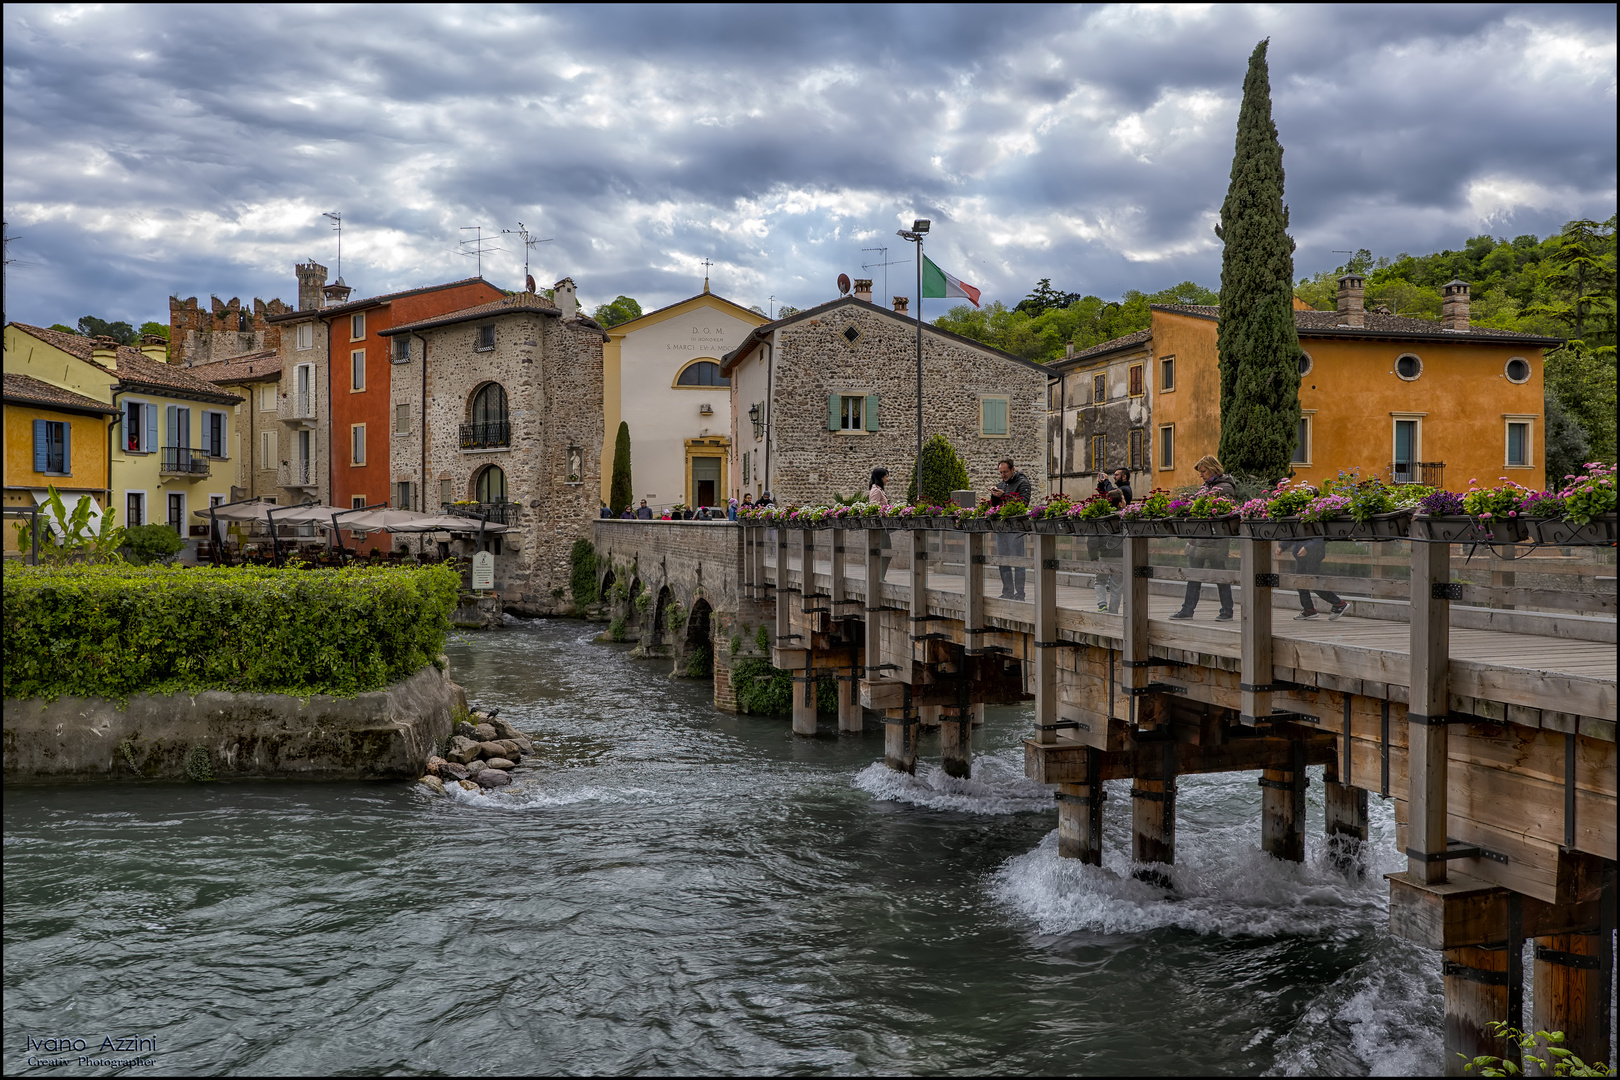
[460,421,511,449]
[278,391,317,426]
[1390,461,1445,487]
[160,447,211,477]
[278,460,317,489]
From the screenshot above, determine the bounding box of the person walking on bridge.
[1169,455,1237,621]
[991,458,1033,600]
[868,467,893,580]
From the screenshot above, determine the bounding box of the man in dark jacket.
[1170,455,1237,620]
[991,458,1034,600]
[635,500,654,520]
[1290,537,1347,619]
[1110,468,1134,505]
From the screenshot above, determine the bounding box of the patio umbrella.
[383,514,512,534]
[341,507,435,532]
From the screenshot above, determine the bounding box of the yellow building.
[600,284,767,510]
[1048,278,1560,495]
[3,371,119,555]
[4,323,243,538]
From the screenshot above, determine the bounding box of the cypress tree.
[1214,39,1303,480]
[905,434,972,504]
[609,421,633,514]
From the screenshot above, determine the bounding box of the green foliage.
[117,737,138,771]
[1460,1022,1613,1076]
[138,321,170,342]
[1546,344,1617,465]
[731,654,792,714]
[934,281,1217,365]
[12,485,126,565]
[568,538,599,606]
[904,433,972,504]
[76,315,138,344]
[610,421,633,515]
[123,523,185,565]
[1544,391,1592,487]
[634,591,652,614]
[3,563,458,702]
[682,644,712,679]
[592,295,644,329]
[665,600,686,636]
[185,745,215,782]
[728,632,743,656]
[1214,39,1303,482]
[607,615,628,642]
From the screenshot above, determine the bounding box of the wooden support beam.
[1409,538,1452,883]
[864,530,884,684]
[964,530,986,656]
[791,658,817,736]
[799,528,814,611]
[742,526,754,596]
[755,525,770,592]
[1261,736,1308,862]
[1034,530,1059,744]
[1133,734,1176,874]
[1387,870,1605,950]
[1240,537,1273,725]
[883,709,918,774]
[941,711,971,778]
[917,704,941,729]
[829,527,847,605]
[1123,535,1151,695]
[1531,933,1610,1071]
[1324,756,1370,878]
[1443,945,1513,1076]
[1057,746,1103,864]
[839,666,863,734]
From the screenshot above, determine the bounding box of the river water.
[4,620,1445,1075]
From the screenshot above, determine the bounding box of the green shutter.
[828,393,840,431]
[983,397,1008,436]
[865,394,880,431]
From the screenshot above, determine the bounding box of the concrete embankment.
[2,662,466,783]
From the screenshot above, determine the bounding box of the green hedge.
[4,563,459,701]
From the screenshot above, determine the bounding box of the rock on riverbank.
[418,711,539,794]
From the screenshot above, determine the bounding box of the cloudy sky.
[3,4,1615,328]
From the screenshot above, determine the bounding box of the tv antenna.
[862,245,910,308]
[321,212,343,280]
[2,220,22,329]
[458,226,504,280]
[502,221,553,290]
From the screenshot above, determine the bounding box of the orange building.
[1048,276,1559,495]
[300,278,503,521]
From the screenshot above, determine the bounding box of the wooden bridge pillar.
[964,530,986,655]
[1033,531,1059,743]
[1057,746,1103,864]
[1323,756,1369,876]
[1261,736,1308,863]
[884,710,918,774]
[1239,537,1274,725]
[1531,932,1610,1071]
[1443,944,1515,1075]
[1132,733,1176,876]
[1409,538,1453,884]
[1122,535,1151,697]
[941,712,971,778]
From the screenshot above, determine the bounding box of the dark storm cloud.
[3,3,1613,327]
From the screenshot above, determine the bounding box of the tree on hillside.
[592,296,643,329]
[1213,39,1303,481]
[75,316,138,344]
[905,434,971,505]
[934,281,1215,365]
[609,421,633,514]
[138,322,169,341]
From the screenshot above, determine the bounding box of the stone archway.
[676,597,714,679]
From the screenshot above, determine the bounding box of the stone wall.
[746,298,1047,506]
[170,294,291,368]
[3,663,465,782]
[1048,341,1154,499]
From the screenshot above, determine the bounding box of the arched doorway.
[680,598,713,679]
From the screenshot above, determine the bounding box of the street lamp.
[897,220,930,478]
[748,401,763,440]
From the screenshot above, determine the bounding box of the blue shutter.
[179,407,191,448]
[143,404,156,452]
[865,394,880,432]
[60,423,70,476]
[33,419,47,472]
[165,405,177,447]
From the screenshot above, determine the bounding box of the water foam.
[852,759,1055,816]
[439,779,636,811]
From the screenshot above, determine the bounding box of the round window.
[1504,357,1531,384]
[1297,352,1313,377]
[1395,354,1422,381]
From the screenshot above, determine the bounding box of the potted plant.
[1533,462,1618,545]
[1239,480,1316,540]
[1066,493,1122,535]
[1461,479,1530,543]
[1032,494,1074,534]
[1411,489,1474,542]
[989,498,1032,532]
[1164,490,1240,537]
[1119,489,1173,536]
[954,501,993,533]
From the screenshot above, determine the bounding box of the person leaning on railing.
[1169,455,1237,621]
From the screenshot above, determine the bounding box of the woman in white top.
[868,467,892,579]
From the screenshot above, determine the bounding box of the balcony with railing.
[278,389,317,426]
[442,501,515,525]
[459,421,511,450]
[1390,461,1445,487]
[160,447,211,478]
[278,458,317,489]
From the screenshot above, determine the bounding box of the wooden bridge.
[590,516,1615,1072]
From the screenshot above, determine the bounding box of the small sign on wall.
[472,550,495,591]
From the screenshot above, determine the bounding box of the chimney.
[1065,341,1075,358]
[1442,279,1471,331]
[553,277,579,318]
[853,278,873,302]
[91,335,120,370]
[140,334,168,363]
[1335,272,1365,328]
[296,261,328,311]
[892,296,909,314]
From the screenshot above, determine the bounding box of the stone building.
[1051,279,1562,494]
[600,280,766,512]
[379,281,606,613]
[196,350,282,501]
[721,282,1047,505]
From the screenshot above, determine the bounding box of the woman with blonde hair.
[1169,455,1238,621]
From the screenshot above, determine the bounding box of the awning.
[32,490,102,541]
[383,513,512,534]
[193,501,339,526]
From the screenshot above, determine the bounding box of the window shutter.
[33,419,47,472]
[61,423,70,475]
[827,393,840,431]
[165,405,176,447]
[180,407,191,448]
[144,405,156,452]
[865,394,880,431]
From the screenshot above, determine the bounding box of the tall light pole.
[897,219,930,485]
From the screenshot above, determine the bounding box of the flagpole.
[915,237,923,476]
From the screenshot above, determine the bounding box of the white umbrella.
[384,514,512,534]
[340,507,433,532]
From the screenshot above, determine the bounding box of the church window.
[475,464,507,503]
[675,360,728,387]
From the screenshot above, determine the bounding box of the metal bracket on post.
[1431,582,1464,600]
[1258,775,1310,791]
[1254,573,1281,588]
[1442,961,1510,987]
[970,554,987,564]
[1404,840,1510,865]
[1125,657,1187,669]
[1042,558,1060,570]
[1034,640,1086,650]
[1133,565,1154,578]
[1125,682,1185,697]
[1532,946,1602,970]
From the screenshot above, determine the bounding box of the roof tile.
[2,370,120,414]
[9,323,242,403]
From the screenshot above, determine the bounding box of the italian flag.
[921,256,981,308]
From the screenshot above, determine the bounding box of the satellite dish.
[525,274,537,294]
[837,273,851,296]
